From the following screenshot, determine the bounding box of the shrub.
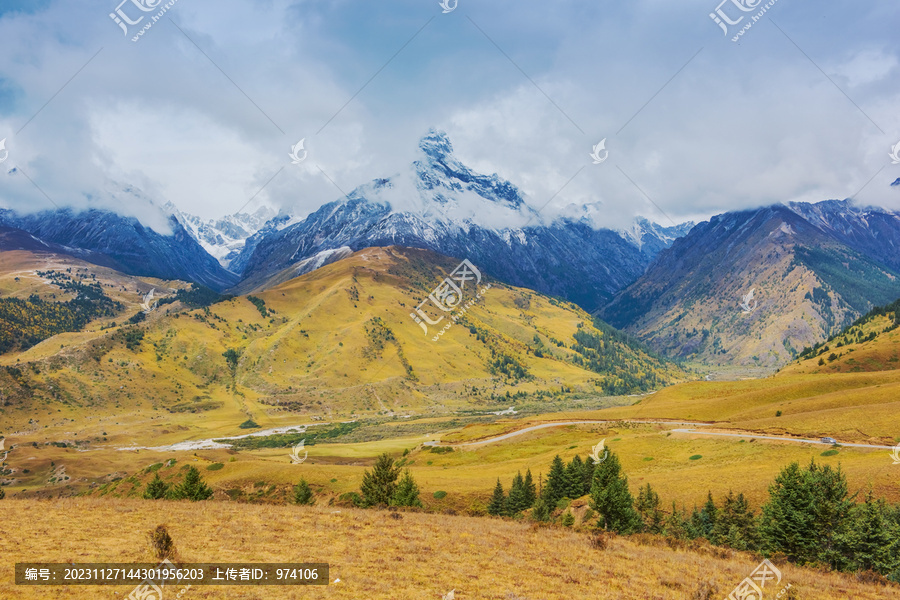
[338,491,363,507]
[468,499,488,517]
[206,463,224,471]
[238,419,260,429]
[147,525,176,560]
[433,490,447,499]
[820,449,839,457]
[689,455,703,461]
[293,478,314,505]
[690,580,719,600]
[530,497,551,522]
[561,512,575,527]
[589,532,608,550]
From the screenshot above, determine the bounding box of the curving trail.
[671,429,896,450]
[428,420,897,451]
[427,420,713,447]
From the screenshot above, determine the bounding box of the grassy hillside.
[786,297,900,375]
[0,498,893,599]
[0,246,691,439]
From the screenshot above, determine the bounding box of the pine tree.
[589,451,641,534]
[665,502,690,540]
[488,479,507,516]
[543,455,567,507]
[523,469,537,507]
[685,505,704,539]
[530,496,550,522]
[581,458,595,497]
[360,453,401,507]
[391,469,423,508]
[697,492,718,540]
[711,491,757,550]
[565,456,585,499]
[170,466,213,501]
[143,472,169,500]
[636,483,664,533]
[293,478,314,505]
[507,472,528,514]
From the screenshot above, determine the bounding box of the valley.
[2,195,900,598]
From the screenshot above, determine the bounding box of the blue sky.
[0,0,898,230]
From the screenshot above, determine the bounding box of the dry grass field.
[1,497,898,599]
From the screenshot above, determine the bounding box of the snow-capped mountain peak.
[331,129,535,230]
[166,202,277,269]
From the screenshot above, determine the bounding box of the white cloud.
[0,0,897,229]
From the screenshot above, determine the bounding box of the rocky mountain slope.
[602,204,900,367]
[0,208,238,292]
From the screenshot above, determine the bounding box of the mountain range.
[227,130,693,306]
[3,131,900,367]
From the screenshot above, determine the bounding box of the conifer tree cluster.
[484,453,900,581]
[359,453,423,508]
[144,466,213,501]
[488,469,537,516]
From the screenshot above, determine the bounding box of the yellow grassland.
[1,498,896,599]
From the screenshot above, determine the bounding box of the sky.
[0,0,898,232]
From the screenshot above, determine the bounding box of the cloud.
[0,0,897,231]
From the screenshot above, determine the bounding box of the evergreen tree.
[530,496,551,522]
[507,472,529,514]
[697,492,718,540]
[581,459,595,497]
[664,502,690,540]
[293,478,314,505]
[360,453,401,507]
[523,469,537,507]
[0,486,5,500]
[589,451,641,534]
[685,505,704,539]
[391,469,423,508]
[543,455,567,507]
[711,491,757,550]
[170,466,213,501]
[565,456,585,499]
[488,479,507,516]
[636,483,664,533]
[759,460,853,565]
[836,492,900,575]
[143,472,169,500]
